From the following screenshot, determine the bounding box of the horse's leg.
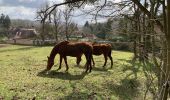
[85,53,93,72]
[103,54,108,67]
[108,54,113,68]
[84,54,89,73]
[57,55,62,70]
[63,56,69,72]
[76,55,82,66]
[91,55,95,66]
[108,50,113,68]
[89,54,92,72]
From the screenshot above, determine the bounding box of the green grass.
[0,44,149,100]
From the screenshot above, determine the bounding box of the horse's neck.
[49,46,58,61]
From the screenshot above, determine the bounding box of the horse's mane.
[49,41,69,60]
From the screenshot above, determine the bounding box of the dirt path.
[0,44,10,48]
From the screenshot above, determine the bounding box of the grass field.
[0,44,149,100]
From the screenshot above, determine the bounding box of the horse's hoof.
[85,70,88,73]
[65,70,68,72]
[57,68,61,71]
[45,71,49,75]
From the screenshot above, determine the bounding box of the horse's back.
[57,41,93,56]
[58,41,69,46]
[93,43,112,55]
[71,42,93,53]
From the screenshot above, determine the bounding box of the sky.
[0,0,121,25]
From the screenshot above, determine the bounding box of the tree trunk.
[131,0,163,31]
[159,0,167,99]
[162,0,170,99]
[41,21,45,42]
[65,25,69,40]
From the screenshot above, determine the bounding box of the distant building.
[82,33,97,39]
[9,28,38,39]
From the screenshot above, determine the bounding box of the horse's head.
[46,56,54,70]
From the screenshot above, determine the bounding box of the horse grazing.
[46,41,93,72]
[77,43,113,68]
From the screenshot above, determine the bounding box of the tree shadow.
[93,67,108,72]
[75,65,108,72]
[117,59,133,63]
[118,59,141,79]
[60,92,89,100]
[106,78,140,100]
[103,59,141,99]
[37,70,87,80]
[0,46,37,53]
[61,91,99,100]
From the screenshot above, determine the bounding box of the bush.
[0,34,7,43]
[33,39,56,46]
[111,42,133,51]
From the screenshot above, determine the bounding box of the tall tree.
[0,14,11,38]
[52,8,62,41]
[0,14,5,26]
[4,15,11,29]
[84,21,89,27]
[63,7,72,40]
[0,14,5,33]
[36,2,51,41]
[69,22,78,36]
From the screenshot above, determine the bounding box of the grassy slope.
[0,45,148,100]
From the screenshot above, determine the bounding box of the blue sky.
[0,0,121,25]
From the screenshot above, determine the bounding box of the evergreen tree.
[84,21,89,27]
[105,18,113,33]
[0,14,5,26]
[4,15,11,29]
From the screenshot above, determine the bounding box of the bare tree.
[36,3,50,41]
[69,22,78,36]
[52,8,62,41]
[63,7,73,40]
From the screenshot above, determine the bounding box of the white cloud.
[47,0,63,3]
[113,0,121,3]
[0,6,36,20]
[0,0,110,25]
[18,0,36,3]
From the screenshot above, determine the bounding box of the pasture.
[0,44,149,100]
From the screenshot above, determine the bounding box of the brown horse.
[77,43,113,68]
[46,41,93,72]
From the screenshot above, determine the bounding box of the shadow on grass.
[0,46,37,53]
[61,92,90,100]
[61,91,99,100]
[103,59,141,99]
[37,70,87,80]
[75,65,108,72]
[106,78,140,100]
[94,58,140,99]
[118,59,141,79]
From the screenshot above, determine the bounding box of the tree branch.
[131,0,163,32]
[40,0,84,22]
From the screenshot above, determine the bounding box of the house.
[10,28,37,39]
